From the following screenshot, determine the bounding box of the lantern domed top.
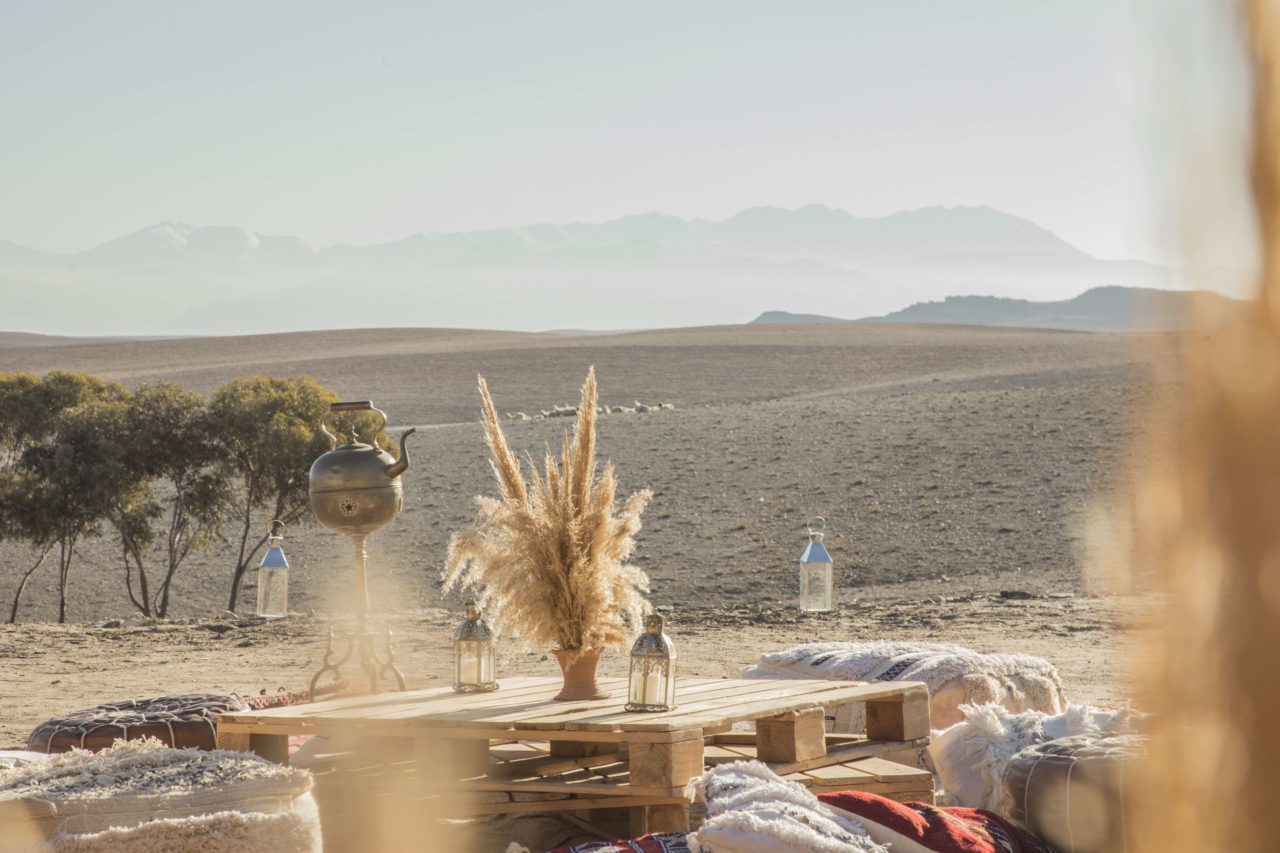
[630,613,675,659]
[455,601,493,642]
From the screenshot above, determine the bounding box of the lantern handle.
[268,519,286,538]
[807,516,826,536]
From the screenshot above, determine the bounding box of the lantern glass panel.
[799,562,834,612]
[627,655,675,709]
[256,566,289,619]
[454,639,496,689]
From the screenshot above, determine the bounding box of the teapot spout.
[384,427,416,479]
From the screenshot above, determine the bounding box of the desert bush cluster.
[0,372,387,622]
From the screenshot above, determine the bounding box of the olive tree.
[0,374,51,620]
[108,383,229,618]
[2,372,129,622]
[208,375,388,612]
[16,398,142,622]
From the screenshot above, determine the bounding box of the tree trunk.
[8,544,52,624]
[156,548,180,618]
[57,538,69,624]
[156,505,183,618]
[228,495,254,613]
[123,540,151,617]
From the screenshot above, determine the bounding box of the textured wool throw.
[744,641,1068,730]
[0,738,320,853]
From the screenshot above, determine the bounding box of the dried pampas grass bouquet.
[443,367,652,699]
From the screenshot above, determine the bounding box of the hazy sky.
[0,1,1191,260]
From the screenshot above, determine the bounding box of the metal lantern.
[256,520,290,619]
[626,613,676,712]
[453,601,499,693]
[799,516,834,612]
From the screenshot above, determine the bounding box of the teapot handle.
[321,401,389,449]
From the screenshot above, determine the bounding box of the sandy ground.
[0,323,1173,752]
[0,591,1153,749]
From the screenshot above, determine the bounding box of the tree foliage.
[108,383,230,618]
[0,370,365,621]
[1,373,129,622]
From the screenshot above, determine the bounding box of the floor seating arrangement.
[4,678,1138,852]
[0,737,320,853]
[744,641,1068,731]
[1002,731,1146,853]
[928,702,1140,811]
[551,761,1069,853]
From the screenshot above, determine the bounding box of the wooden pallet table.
[218,675,930,835]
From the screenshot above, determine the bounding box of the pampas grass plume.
[443,368,652,656]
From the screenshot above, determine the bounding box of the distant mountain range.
[754,285,1240,332]
[0,205,1184,335]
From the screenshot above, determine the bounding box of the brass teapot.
[308,401,416,536]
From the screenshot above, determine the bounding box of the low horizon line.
[0,283,1225,343]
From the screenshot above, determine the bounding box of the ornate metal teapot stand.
[308,533,407,697]
[309,623,406,697]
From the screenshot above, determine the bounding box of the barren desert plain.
[0,322,1174,749]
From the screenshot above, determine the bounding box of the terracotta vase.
[552,648,611,701]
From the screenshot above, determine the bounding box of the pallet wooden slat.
[841,755,929,783]
[564,681,929,733]
[221,677,928,737]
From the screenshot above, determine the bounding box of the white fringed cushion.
[744,641,1068,730]
[0,738,320,853]
[687,760,888,853]
[927,703,1139,811]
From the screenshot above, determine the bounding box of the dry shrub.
[1129,2,1280,850]
[443,368,652,655]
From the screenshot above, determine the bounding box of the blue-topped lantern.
[799,516,834,612]
[256,520,290,619]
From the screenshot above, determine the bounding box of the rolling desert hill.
[756,285,1240,332]
[0,205,1179,336]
